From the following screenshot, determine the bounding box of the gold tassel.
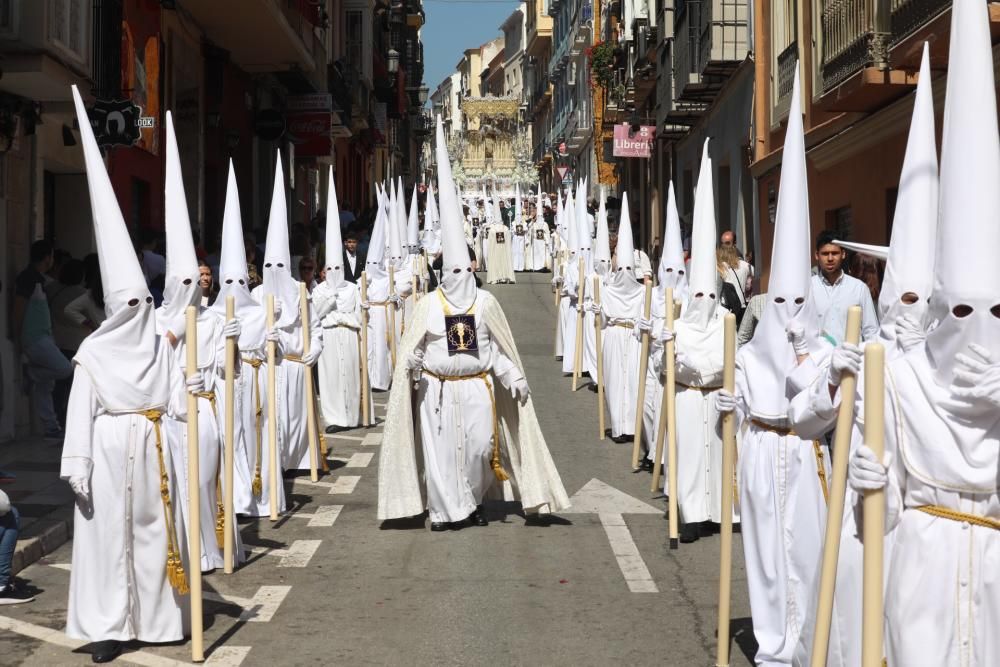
[167,551,189,595]
[252,466,263,497]
[215,477,225,548]
[491,458,511,482]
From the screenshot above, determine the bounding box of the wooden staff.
[572,257,586,391]
[630,277,654,470]
[654,291,678,544]
[594,275,606,440]
[359,272,371,426]
[861,342,886,667]
[810,306,863,666]
[299,284,320,483]
[184,306,205,662]
[223,297,236,574]
[388,265,398,370]
[714,312,737,667]
[553,259,562,308]
[651,289,675,491]
[266,295,279,522]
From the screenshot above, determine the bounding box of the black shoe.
[430,521,449,532]
[450,517,471,530]
[91,640,122,663]
[639,459,654,472]
[679,523,701,544]
[325,425,338,434]
[470,505,488,526]
[0,583,34,605]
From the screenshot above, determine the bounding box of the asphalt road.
[0,272,755,666]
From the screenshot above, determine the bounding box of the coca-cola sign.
[287,111,331,157]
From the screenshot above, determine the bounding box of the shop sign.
[612,124,656,158]
[88,99,142,148]
[288,111,331,157]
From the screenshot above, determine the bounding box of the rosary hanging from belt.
[438,289,479,354]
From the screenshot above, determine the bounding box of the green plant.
[588,41,616,90]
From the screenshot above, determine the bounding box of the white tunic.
[313,280,362,428]
[363,270,411,391]
[485,226,515,284]
[511,221,527,271]
[599,275,645,438]
[528,222,550,271]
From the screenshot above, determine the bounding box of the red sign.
[288,111,331,157]
[612,124,656,158]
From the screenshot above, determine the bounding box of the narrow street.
[0,273,754,666]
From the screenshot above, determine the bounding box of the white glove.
[715,389,738,414]
[510,377,530,405]
[551,275,563,288]
[575,302,584,314]
[785,320,809,356]
[222,318,241,340]
[895,314,925,353]
[658,327,675,344]
[68,476,91,503]
[828,342,862,386]
[186,371,206,395]
[360,301,371,311]
[301,348,321,367]
[632,317,653,340]
[951,343,1000,410]
[388,293,403,308]
[586,302,602,315]
[405,349,424,372]
[848,445,890,492]
[265,327,285,355]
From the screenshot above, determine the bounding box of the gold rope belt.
[135,409,188,595]
[194,390,226,548]
[284,354,305,363]
[749,419,829,505]
[916,505,1000,531]
[242,357,264,497]
[420,368,510,483]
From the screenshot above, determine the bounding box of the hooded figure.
[313,173,363,431]
[210,162,277,518]
[660,141,737,539]
[61,86,196,657]
[598,193,647,441]
[377,116,569,529]
[158,112,242,572]
[844,4,1000,663]
[485,193,516,284]
[528,186,551,271]
[787,42,938,667]
[423,184,442,256]
[252,156,322,472]
[575,183,601,385]
[641,181,689,463]
[556,189,581,368]
[511,185,527,271]
[715,67,832,666]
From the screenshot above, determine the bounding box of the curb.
[11,518,71,576]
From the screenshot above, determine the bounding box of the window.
[346,10,363,70]
[48,0,89,64]
[0,0,17,37]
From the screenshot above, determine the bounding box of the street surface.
[0,272,754,666]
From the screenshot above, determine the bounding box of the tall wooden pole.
[185,306,205,662]
[594,276,606,440]
[359,272,372,426]
[810,306,863,665]
[388,265,398,370]
[651,288,674,492]
[572,257,586,391]
[714,313,737,667]
[630,278,654,470]
[222,297,235,574]
[266,295,279,522]
[861,343,886,667]
[299,283,320,483]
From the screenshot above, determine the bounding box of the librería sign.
[612,124,656,158]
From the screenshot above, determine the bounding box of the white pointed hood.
[682,140,719,329]
[555,190,565,239]
[435,115,476,310]
[323,171,346,290]
[366,192,388,279]
[877,43,939,348]
[211,161,267,351]
[740,66,823,419]
[157,110,202,339]
[565,190,577,255]
[593,187,611,275]
[602,192,645,313]
[406,182,420,253]
[387,179,405,266]
[70,84,170,412]
[924,0,1000,387]
[261,153,301,328]
[659,182,688,295]
[614,192,636,275]
[535,184,544,223]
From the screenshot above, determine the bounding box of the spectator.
[339,202,356,228]
[849,252,883,304]
[244,232,262,289]
[299,257,317,292]
[198,260,217,307]
[719,232,752,299]
[0,489,33,605]
[737,293,768,346]
[65,255,107,333]
[811,229,879,342]
[14,240,72,439]
[138,229,166,285]
[343,228,365,284]
[46,258,87,424]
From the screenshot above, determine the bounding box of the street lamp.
[387,49,399,74]
[418,86,429,105]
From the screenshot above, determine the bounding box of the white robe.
[485,226,515,284]
[599,275,645,438]
[377,290,571,521]
[512,222,527,271]
[313,280,362,428]
[363,269,412,391]
[528,222,550,271]
[731,353,831,666]
[61,361,188,643]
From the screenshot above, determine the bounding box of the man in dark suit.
[343,228,366,283]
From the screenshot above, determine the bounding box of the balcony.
[0,0,93,101]
[566,106,594,151]
[673,0,749,104]
[182,0,328,90]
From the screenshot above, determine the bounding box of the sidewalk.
[0,436,75,576]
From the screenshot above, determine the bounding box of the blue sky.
[422,0,522,95]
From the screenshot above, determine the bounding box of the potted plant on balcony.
[587,41,615,90]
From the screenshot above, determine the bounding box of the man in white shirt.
[810,229,879,342]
